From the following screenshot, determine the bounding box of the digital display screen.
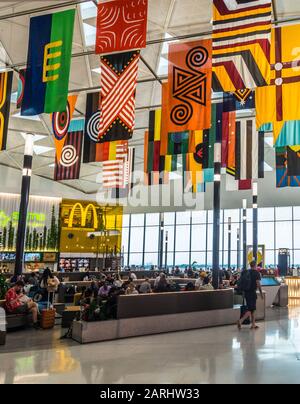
[261,277,280,286]
[0,253,16,262]
[25,253,42,262]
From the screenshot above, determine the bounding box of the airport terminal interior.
[1,0,300,385]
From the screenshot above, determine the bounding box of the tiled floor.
[1,305,300,384]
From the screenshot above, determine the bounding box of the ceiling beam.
[0,0,92,21]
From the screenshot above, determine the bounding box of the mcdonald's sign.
[68,202,98,229]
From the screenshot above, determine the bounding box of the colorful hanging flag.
[256,24,300,142]
[99,51,139,142]
[166,39,212,133]
[102,143,131,189]
[235,119,265,181]
[276,147,300,188]
[95,0,148,55]
[223,89,255,112]
[52,94,78,163]
[21,9,75,116]
[54,119,84,181]
[111,147,136,199]
[212,0,271,92]
[83,92,130,163]
[0,71,13,151]
[16,69,26,110]
[287,146,300,177]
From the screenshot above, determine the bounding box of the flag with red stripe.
[99,51,139,143]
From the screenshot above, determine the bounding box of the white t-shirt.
[129,273,137,281]
[195,278,203,289]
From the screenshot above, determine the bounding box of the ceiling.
[0,0,300,210]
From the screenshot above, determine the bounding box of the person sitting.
[98,282,111,299]
[87,281,99,298]
[154,273,169,293]
[28,272,38,287]
[200,277,214,291]
[5,281,39,328]
[114,275,123,289]
[125,282,139,295]
[195,272,206,290]
[139,278,152,294]
[128,271,137,281]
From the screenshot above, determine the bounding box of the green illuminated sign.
[0,211,46,228]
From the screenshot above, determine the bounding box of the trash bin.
[0,307,6,345]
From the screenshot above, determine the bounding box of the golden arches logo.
[68,203,98,229]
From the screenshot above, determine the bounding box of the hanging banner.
[287,146,300,176]
[52,94,78,163]
[99,51,139,142]
[276,147,300,188]
[21,9,75,116]
[166,39,212,133]
[0,71,13,151]
[256,25,300,142]
[235,119,265,181]
[223,89,255,113]
[95,0,148,54]
[212,0,271,91]
[54,120,84,181]
[16,69,26,110]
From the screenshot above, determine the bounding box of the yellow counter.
[285,277,300,299]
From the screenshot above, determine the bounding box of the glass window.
[175,252,190,266]
[175,225,190,252]
[293,207,300,220]
[164,226,175,252]
[207,224,213,251]
[192,210,207,224]
[294,250,300,267]
[258,208,274,222]
[176,211,191,225]
[144,253,158,267]
[206,252,212,268]
[129,253,143,266]
[146,213,159,226]
[294,222,300,249]
[207,210,213,224]
[166,252,174,268]
[191,252,206,268]
[144,226,159,252]
[246,223,253,247]
[131,214,145,227]
[276,221,293,250]
[191,225,206,251]
[164,212,175,225]
[276,207,292,221]
[258,222,275,250]
[265,250,275,267]
[246,208,253,222]
[122,228,129,254]
[224,209,240,224]
[123,214,130,227]
[130,227,144,252]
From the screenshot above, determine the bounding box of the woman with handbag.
[40,268,60,307]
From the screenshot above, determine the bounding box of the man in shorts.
[5,280,39,328]
[238,261,264,330]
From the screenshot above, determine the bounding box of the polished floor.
[1,305,300,384]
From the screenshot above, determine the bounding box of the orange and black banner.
[165,39,212,134]
[0,71,13,151]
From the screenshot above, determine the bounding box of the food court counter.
[284,277,300,299]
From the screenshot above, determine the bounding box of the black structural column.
[164,231,168,271]
[15,135,34,276]
[242,199,247,271]
[237,227,241,270]
[159,213,164,270]
[212,142,221,289]
[228,217,232,269]
[252,182,258,263]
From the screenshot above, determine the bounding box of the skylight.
[157,33,177,76]
[33,146,54,155]
[20,132,47,143]
[13,112,41,122]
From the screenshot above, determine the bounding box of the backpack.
[237,270,252,292]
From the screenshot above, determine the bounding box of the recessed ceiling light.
[33,145,54,155]
[92,67,101,74]
[20,132,47,143]
[13,112,41,121]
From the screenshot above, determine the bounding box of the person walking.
[237,260,264,330]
